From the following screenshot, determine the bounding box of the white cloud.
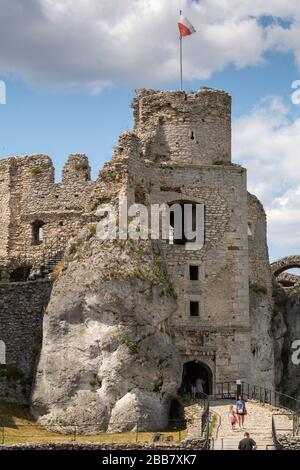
[1,0,300,90]
[233,96,300,251]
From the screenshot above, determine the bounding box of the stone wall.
[133,88,231,166]
[0,280,52,403]
[247,193,275,389]
[0,438,207,450]
[0,153,129,279]
[0,159,11,258]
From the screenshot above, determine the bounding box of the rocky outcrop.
[31,234,181,434]
[247,194,275,389]
[277,287,300,400]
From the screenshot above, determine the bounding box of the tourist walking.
[191,384,197,400]
[236,395,247,430]
[238,432,257,450]
[195,377,205,398]
[228,405,237,431]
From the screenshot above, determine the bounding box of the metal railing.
[7,234,69,281]
[200,393,210,448]
[214,381,300,450]
[41,235,68,271]
[272,414,285,450]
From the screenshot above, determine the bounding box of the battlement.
[132,87,231,165]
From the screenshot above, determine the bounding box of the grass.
[0,401,186,446]
[208,414,218,438]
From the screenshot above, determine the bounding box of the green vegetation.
[0,402,187,445]
[121,339,139,355]
[289,284,300,297]
[75,160,89,172]
[31,167,43,176]
[179,394,194,406]
[213,160,225,166]
[209,413,218,438]
[88,224,97,235]
[133,267,144,281]
[0,364,24,382]
[98,169,118,182]
[68,244,77,255]
[152,254,177,299]
[89,196,111,212]
[249,282,268,295]
[153,374,164,393]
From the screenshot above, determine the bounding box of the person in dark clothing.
[238,432,257,450]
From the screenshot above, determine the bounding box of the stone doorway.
[181,360,213,396]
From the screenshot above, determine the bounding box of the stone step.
[213,439,275,451]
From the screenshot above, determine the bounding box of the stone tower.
[132,87,231,165]
[124,88,256,391]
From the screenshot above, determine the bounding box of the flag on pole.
[178,14,196,37]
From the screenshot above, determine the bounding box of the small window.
[248,223,253,236]
[190,130,195,141]
[32,221,44,245]
[189,265,199,281]
[190,301,199,317]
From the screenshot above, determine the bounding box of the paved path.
[210,399,292,451]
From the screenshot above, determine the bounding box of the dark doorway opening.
[169,202,197,245]
[10,265,32,282]
[189,265,199,281]
[180,361,213,396]
[190,301,199,316]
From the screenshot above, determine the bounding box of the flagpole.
[179,10,183,90]
[180,34,183,91]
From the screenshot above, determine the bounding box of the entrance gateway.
[181,360,213,396]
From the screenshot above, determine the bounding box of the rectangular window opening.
[190,301,199,317]
[189,265,199,281]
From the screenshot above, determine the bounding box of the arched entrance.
[181,360,213,396]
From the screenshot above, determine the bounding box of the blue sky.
[1,0,300,263]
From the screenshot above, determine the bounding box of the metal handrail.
[214,381,300,449]
[272,414,285,450]
[198,393,210,449]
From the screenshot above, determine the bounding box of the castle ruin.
[0,87,298,431]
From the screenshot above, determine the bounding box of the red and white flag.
[178,14,196,37]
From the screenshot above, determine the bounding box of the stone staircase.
[210,399,291,450]
[40,250,65,276]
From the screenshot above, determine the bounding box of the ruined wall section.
[132,88,231,166]
[0,280,52,403]
[247,193,274,389]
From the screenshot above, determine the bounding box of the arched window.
[0,340,6,365]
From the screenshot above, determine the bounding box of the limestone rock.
[31,237,181,433]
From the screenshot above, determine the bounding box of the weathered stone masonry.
[0,280,52,403]
[0,87,279,421]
